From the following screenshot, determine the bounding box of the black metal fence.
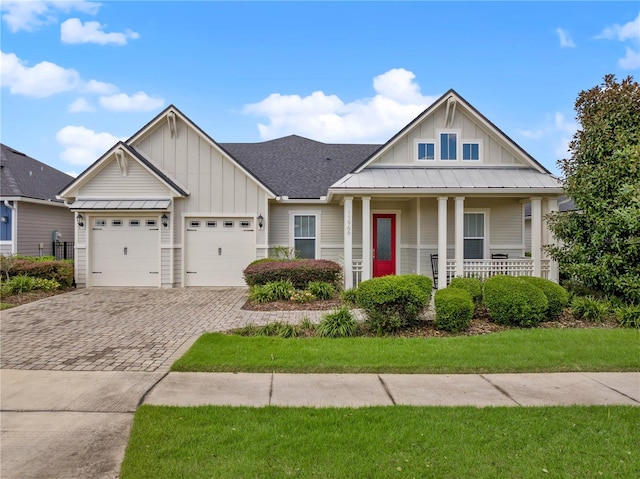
[53,242,74,261]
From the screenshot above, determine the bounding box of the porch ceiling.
[330,167,563,195]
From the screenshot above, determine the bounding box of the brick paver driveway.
[1,288,324,372]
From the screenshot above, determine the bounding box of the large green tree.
[547,74,640,303]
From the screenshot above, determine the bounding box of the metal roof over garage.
[69,199,172,210]
[330,167,563,194]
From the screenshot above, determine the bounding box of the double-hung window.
[293,214,317,259]
[464,213,485,259]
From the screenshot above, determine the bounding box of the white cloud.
[1,50,80,97]
[243,68,438,143]
[517,129,545,140]
[64,171,79,178]
[82,79,118,95]
[619,46,640,70]
[99,92,165,112]
[553,112,578,159]
[56,125,123,166]
[596,12,640,41]
[61,18,139,45]
[595,12,640,70]
[0,0,101,33]
[556,28,576,48]
[68,97,94,113]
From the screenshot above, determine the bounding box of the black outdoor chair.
[430,253,439,289]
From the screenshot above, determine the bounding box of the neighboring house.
[1,144,75,258]
[59,90,563,289]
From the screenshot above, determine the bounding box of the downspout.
[3,200,17,254]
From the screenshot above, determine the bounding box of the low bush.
[357,275,431,335]
[483,275,548,327]
[448,277,483,307]
[521,276,569,319]
[615,304,640,328]
[290,290,316,303]
[8,258,73,287]
[243,259,342,289]
[317,306,357,338]
[248,280,295,303]
[2,275,61,294]
[307,281,335,300]
[571,296,610,322]
[245,258,282,269]
[434,288,474,333]
[340,288,358,306]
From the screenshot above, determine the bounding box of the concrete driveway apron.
[1,287,311,479]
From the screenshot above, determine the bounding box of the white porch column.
[362,196,371,282]
[454,196,465,278]
[343,197,353,289]
[437,196,448,289]
[546,197,559,283]
[531,197,542,277]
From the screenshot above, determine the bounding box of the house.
[1,144,75,258]
[58,90,564,289]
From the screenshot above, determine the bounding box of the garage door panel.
[90,217,160,287]
[184,218,255,287]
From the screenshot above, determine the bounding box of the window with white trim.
[464,213,485,259]
[463,142,480,161]
[293,215,316,259]
[440,132,457,160]
[417,141,435,160]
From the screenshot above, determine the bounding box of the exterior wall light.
[0,215,8,223]
[161,214,169,228]
[76,214,84,227]
[257,214,264,230]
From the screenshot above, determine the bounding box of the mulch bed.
[242,298,343,311]
[1,287,76,307]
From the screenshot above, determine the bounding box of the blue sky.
[1,1,638,178]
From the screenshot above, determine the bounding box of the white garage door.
[90,217,160,287]
[184,217,255,286]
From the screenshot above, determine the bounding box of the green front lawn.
[121,405,640,479]
[171,328,639,373]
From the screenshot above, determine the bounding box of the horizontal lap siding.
[79,160,169,197]
[16,202,74,256]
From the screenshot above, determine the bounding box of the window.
[440,133,457,160]
[129,220,140,227]
[223,221,234,228]
[464,213,485,259]
[293,215,316,259]
[146,220,157,227]
[189,220,200,228]
[417,142,435,160]
[95,219,106,227]
[240,220,251,228]
[112,219,123,227]
[463,142,480,161]
[206,220,217,228]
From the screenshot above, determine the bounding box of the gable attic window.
[440,132,457,160]
[417,142,435,160]
[463,142,481,161]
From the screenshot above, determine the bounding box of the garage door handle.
[218,248,222,255]
[186,271,197,274]
[124,247,127,256]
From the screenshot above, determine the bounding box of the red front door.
[373,214,396,277]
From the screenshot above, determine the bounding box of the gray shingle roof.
[1,144,74,201]
[221,135,381,199]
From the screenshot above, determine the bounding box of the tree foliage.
[546,75,640,303]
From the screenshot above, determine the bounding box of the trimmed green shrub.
[521,276,569,319]
[248,280,295,303]
[307,281,336,300]
[317,306,357,338]
[615,304,640,328]
[9,259,73,287]
[5,274,37,294]
[340,288,358,306]
[434,288,474,333]
[243,259,342,289]
[483,275,548,327]
[357,275,431,335]
[245,258,282,269]
[448,277,483,307]
[571,296,610,322]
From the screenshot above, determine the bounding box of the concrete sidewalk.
[143,371,640,408]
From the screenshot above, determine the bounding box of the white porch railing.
[445,259,550,282]
[338,256,364,288]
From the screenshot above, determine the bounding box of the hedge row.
[434,288,474,332]
[483,275,548,327]
[243,259,342,289]
[7,259,74,288]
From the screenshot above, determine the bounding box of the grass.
[120,405,640,479]
[171,328,640,373]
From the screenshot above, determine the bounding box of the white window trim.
[462,139,484,162]
[289,210,321,259]
[464,209,490,259]
[437,129,461,161]
[415,139,436,161]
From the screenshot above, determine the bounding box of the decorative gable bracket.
[115,147,128,176]
[445,97,457,128]
[167,111,177,138]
